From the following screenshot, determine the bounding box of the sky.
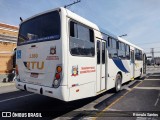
[0,0,160,57]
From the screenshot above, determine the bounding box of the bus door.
[143,53,146,74]
[131,50,135,79]
[96,39,106,92]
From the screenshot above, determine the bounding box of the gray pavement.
[0,74,8,82]
[0,74,15,88]
[146,65,160,74]
[95,70,160,120]
[0,66,159,120]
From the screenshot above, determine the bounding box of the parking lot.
[0,66,160,120]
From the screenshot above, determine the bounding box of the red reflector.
[72,84,79,87]
[55,73,60,79]
[76,89,79,92]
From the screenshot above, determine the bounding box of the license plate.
[30,73,39,78]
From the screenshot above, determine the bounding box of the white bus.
[15,7,146,101]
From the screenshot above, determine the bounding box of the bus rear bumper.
[15,81,69,101]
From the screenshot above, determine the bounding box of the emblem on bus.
[50,46,56,55]
[17,50,21,59]
[71,65,78,76]
[23,61,44,70]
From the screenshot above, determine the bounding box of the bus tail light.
[53,65,62,88]
[55,73,60,79]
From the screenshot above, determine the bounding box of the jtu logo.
[23,61,44,70]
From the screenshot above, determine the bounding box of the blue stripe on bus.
[112,58,129,73]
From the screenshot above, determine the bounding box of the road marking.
[154,91,160,106]
[124,87,131,91]
[0,93,35,103]
[134,87,160,90]
[144,79,160,81]
[92,81,143,120]
[148,74,160,76]
[108,108,121,111]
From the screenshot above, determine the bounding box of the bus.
[15,7,146,101]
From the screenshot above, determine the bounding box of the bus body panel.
[15,82,69,101]
[15,7,144,102]
[16,40,62,87]
[121,60,132,83]
[134,60,143,77]
[16,8,70,101]
[69,82,95,101]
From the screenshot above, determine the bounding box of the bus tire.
[115,74,122,92]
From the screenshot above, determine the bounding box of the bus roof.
[19,7,143,51]
[118,37,143,51]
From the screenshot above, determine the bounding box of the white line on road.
[0,93,35,103]
[145,79,160,81]
[154,91,160,106]
[134,87,160,90]
[108,108,122,111]
[124,87,132,91]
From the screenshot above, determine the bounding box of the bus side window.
[126,45,130,60]
[108,37,111,47]
[140,50,142,60]
[70,21,75,37]
[102,42,105,64]
[110,38,117,58]
[97,41,100,64]
[135,49,142,60]
[90,30,94,43]
[70,21,77,37]
[69,21,95,57]
[118,41,126,59]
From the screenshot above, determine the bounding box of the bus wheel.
[115,74,122,92]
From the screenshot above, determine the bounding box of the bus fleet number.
[29,54,38,58]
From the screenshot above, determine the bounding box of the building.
[147,56,160,65]
[155,57,160,65]
[0,22,18,74]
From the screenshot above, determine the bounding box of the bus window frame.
[69,19,95,57]
[17,10,61,46]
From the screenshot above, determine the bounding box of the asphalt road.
[0,66,159,120]
[0,86,97,119]
[0,81,137,120]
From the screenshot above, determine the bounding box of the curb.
[0,82,15,87]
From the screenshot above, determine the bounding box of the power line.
[64,0,81,8]
[146,51,160,54]
[119,34,127,37]
[143,47,160,49]
[135,41,160,45]
[71,0,124,35]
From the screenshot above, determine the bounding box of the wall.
[0,23,18,74]
[0,42,16,74]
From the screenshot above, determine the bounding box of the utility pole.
[151,48,155,65]
[64,0,81,8]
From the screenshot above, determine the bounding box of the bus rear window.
[18,11,60,45]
